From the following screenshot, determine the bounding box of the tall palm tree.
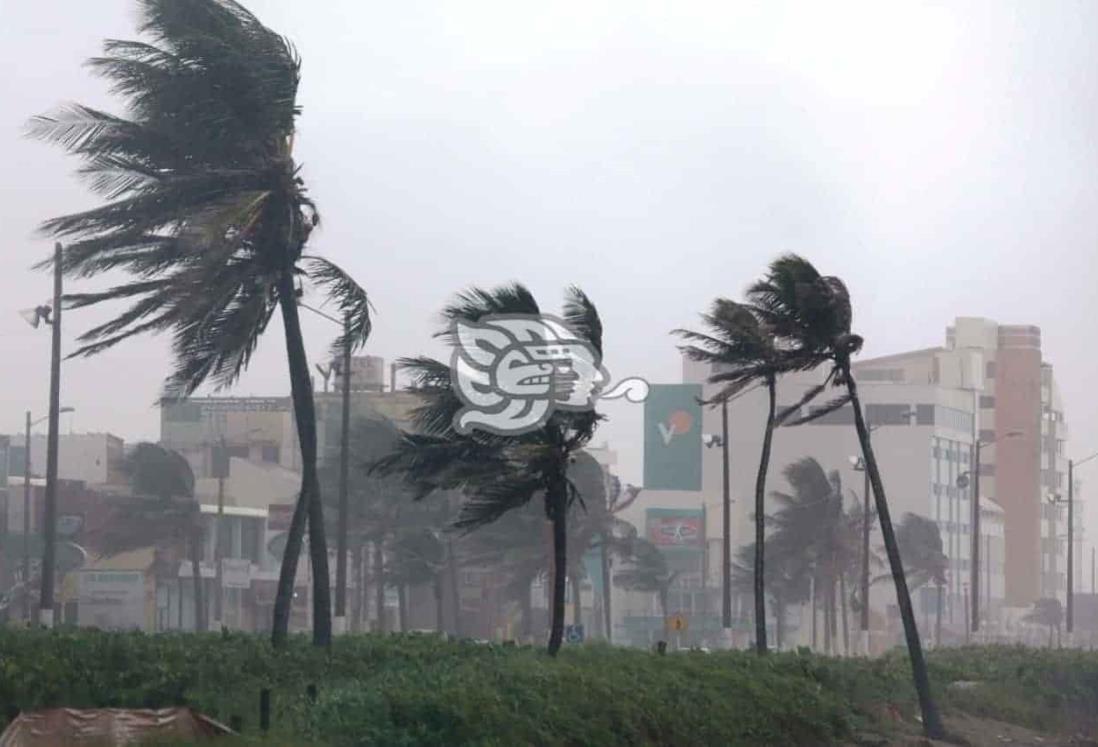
[27,0,372,648]
[614,538,680,640]
[374,284,604,655]
[676,299,809,654]
[88,443,206,630]
[757,254,944,738]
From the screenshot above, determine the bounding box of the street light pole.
[39,242,63,628]
[335,314,352,634]
[22,410,31,623]
[1068,458,1074,634]
[971,440,981,633]
[214,435,226,629]
[1065,450,1098,634]
[720,399,731,630]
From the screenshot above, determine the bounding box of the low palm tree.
[891,513,948,647]
[388,527,445,631]
[1023,598,1063,648]
[27,0,372,648]
[374,284,604,655]
[88,443,205,630]
[765,458,862,654]
[732,539,809,651]
[758,255,944,738]
[614,539,680,640]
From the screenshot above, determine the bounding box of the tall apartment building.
[940,318,1073,606]
[685,315,1069,626]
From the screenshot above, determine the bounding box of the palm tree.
[757,254,944,738]
[732,539,809,651]
[764,458,863,655]
[1023,598,1063,648]
[614,538,680,640]
[677,299,783,654]
[388,527,445,631]
[88,442,206,630]
[374,284,604,655]
[891,513,948,648]
[26,0,372,648]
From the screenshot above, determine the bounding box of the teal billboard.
[643,384,702,491]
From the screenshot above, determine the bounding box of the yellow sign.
[669,613,688,632]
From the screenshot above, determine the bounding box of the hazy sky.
[3,1,1098,529]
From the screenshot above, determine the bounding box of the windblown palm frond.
[303,256,373,358]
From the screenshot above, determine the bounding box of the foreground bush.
[2,630,1098,744]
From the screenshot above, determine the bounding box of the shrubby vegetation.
[2,630,1098,745]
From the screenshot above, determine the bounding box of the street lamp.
[1048,449,1098,635]
[20,408,74,622]
[300,301,355,635]
[847,409,915,656]
[702,398,732,630]
[19,242,65,628]
[956,429,1023,633]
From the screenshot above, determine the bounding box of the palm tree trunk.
[659,588,670,641]
[272,488,306,646]
[374,541,386,632]
[189,529,206,632]
[753,375,777,654]
[935,583,943,648]
[845,363,944,739]
[811,576,818,650]
[547,473,568,656]
[272,276,331,648]
[824,579,833,655]
[447,537,462,638]
[571,573,582,632]
[351,543,364,633]
[520,579,533,640]
[840,570,850,656]
[774,592,784,651]
[397,583,408,632]
[433,572,445,633]
[600,539,613,643]
[1048,624,1054,649]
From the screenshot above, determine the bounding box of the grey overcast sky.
[3,1,1098,517]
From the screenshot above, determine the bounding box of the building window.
[979,395,996,409]
[261,445,280,463]
[986,361,996,379]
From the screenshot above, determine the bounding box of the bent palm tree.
[614,538,680,640]
[677,298,817,654]
[374,284,604,655]
[890,513,948,647]
[1023,598,1063,648]
[89,443,206,630]
[759,255,944,738]
[26,0,372,647]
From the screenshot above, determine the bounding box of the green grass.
[1,630,1096,745]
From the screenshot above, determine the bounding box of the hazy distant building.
[7,432,125,487]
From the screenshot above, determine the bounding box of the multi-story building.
[7,432,126,487]
[673,315,1071,647]
[939,318,1074,607]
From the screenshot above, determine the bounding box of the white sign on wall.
[79,570,146,630]
[221,558,252,589]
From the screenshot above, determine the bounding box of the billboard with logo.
[643,384,702,490]
[646,508,705,548]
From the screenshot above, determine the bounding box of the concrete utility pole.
[39,243,63,628]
